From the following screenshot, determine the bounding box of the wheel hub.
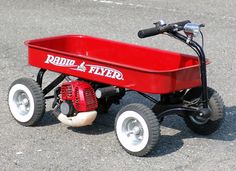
[22,98,29,105]
[132,126,141,135]
[14,91,30,116]
[123,118,143,145]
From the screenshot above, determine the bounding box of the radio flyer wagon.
[8,20,225,156]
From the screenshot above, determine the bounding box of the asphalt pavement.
[0,0,235,170]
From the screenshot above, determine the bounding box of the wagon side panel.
[27,47,155,91]
[28,46,201,94]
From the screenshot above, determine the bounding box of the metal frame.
[140,32,211,119]
[36,69,66,98]
[172,32,208,108]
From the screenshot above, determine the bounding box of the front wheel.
[8,78,45,126]
[115,103,160,156]
[184,87,225,135]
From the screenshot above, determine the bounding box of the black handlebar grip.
[138,27,159,38]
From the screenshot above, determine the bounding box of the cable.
[200,30,204,49]
[138,92,159,104]
[168,32,201,57]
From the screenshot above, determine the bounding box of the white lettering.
[105,69,113,78]
[45,55,54,63]
[45,56,124,81]
[100,67,107,76]
[54,57,60,64]
[87,64,124,80]
[112,71,121,79]
[59,57,67,65]
[68,60,75,66]
[44,54,75,67]
[88,66,96,73]
[94,67,101,75]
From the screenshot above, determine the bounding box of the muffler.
[53,109,97,127]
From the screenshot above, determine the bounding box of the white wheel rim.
[8,84,35,123]
[116,111,149,152]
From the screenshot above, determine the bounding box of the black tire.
[184,87,225,135]
[115,103,160,156]
[8,78,45,126]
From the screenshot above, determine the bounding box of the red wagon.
[26,34,202,94]
[8,20,225,156]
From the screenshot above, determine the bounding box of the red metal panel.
[25,35,204,94]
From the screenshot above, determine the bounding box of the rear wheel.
[115,103,160,156]
[8,78,45,126]
[184,87,225,135]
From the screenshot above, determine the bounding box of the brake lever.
[199,24,205,27]
[153,20,166,28]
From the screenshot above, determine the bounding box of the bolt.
[22,98,29,105]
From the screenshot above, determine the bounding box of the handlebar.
[138,20,191,38]
[137,27,159,38]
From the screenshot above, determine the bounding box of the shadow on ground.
[149,106,236,157]
[37,109,116,134]
[37,110,60,127]
[36,104,236,157]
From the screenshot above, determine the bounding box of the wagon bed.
[25,35,202,94]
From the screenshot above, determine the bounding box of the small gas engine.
[60,80,98,116]
[53,80,98,127]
